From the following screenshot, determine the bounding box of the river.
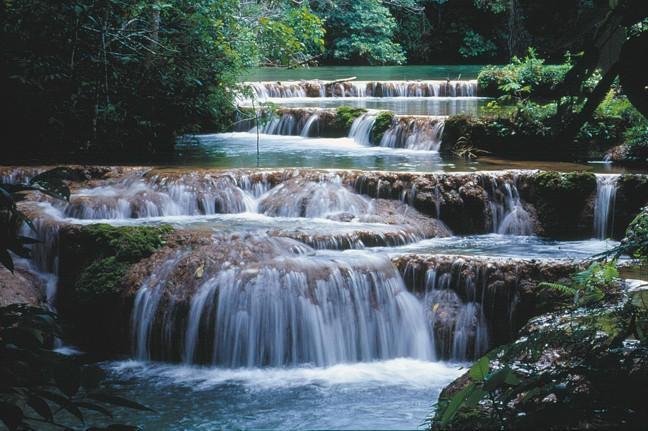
[5,65,642,430]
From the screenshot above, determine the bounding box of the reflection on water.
[243,65,485,81]
[175,133,629,173]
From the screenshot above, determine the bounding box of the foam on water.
[108,358,464,391]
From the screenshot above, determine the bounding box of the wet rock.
[0,265,45,307]
[433,297,648,430]
[57,223,178,354]
[393,254,578,347]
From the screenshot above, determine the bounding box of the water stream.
[4,65,639,430]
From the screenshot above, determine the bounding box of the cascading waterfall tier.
[479,174,534,235]
[394,254,580,359]
[130,235,435,366]
[593,174,619,239]
[243,80,478,100]
[379,117,445,151]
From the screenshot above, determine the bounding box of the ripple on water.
[102,359,465,430]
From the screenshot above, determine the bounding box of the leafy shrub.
[0,305,151,430]
[477,49,571,98]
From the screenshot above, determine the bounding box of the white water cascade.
[131,238,436,367]
[593,174,618,239]
[484,176,534,235]
[379,118,445,151]
[348,113,377,146]
[243,80,479,100]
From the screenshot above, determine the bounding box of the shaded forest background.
[1,0,645,161]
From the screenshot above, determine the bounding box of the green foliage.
[257,6,325,66]
[458,31,498,60]
[434,355,520,428]
[539,260,620,306]
[623,125,648,164]
[477,49,572,99]
[0,304,151,430]
[0,168,70,272]
[2,0,255,160]
[334,106,368,130]
[371,111,395,144]
[315,0,406,65]
[604,207,648,260]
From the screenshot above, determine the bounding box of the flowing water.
[5,65,643,430]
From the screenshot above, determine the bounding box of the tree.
[313,0,406,65]
[1,0,254,161]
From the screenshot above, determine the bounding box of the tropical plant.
[0,169,71,272]
[432,355,520,428]
[539,260,620,306]
[0,304,151,430]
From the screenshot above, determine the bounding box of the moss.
[531,171,596,237]
[334,106,367,131]
[370,111,395,145]
[80,223,173,261]
[73,224,173,299]
[75,257,131,302]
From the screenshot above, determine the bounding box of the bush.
[477,49,571,98]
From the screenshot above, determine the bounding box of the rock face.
[393,254,579,352]
[56,223,180,354]
[432,291,648,430]
[0,265,45,307]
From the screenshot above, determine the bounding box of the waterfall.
[593,174,618,239]
[483,175,533,235]
[131,237,435,367]
[62,175,257,220]
[422,266,490,360]
[348,114,377,146]
[243,80,479,100]
[300,113,319,137]
[379,118,445,151]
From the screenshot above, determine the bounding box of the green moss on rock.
[334,106,367,131]
[72,224,173,300]
[531,171,596,237]
[370,111,395,145]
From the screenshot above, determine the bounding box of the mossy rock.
[57,223,174,354]
[72,223,173,298]
[613,175,648,237]
[370,111,395,145]
[433,298,648,430]
[334,106,367,131]
[619,207,648,258]
[530,171,596,237]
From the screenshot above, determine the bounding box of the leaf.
[1,249,15,273]
[74,401,112,418]
[468,356,490,382]
[483,367,518,392]
[440,384,477,425]
[26,396,52,422]
[87,394,154,412]
[36,390,84,423]
[0,402,24,431]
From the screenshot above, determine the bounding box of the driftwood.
[320,77,357,85]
